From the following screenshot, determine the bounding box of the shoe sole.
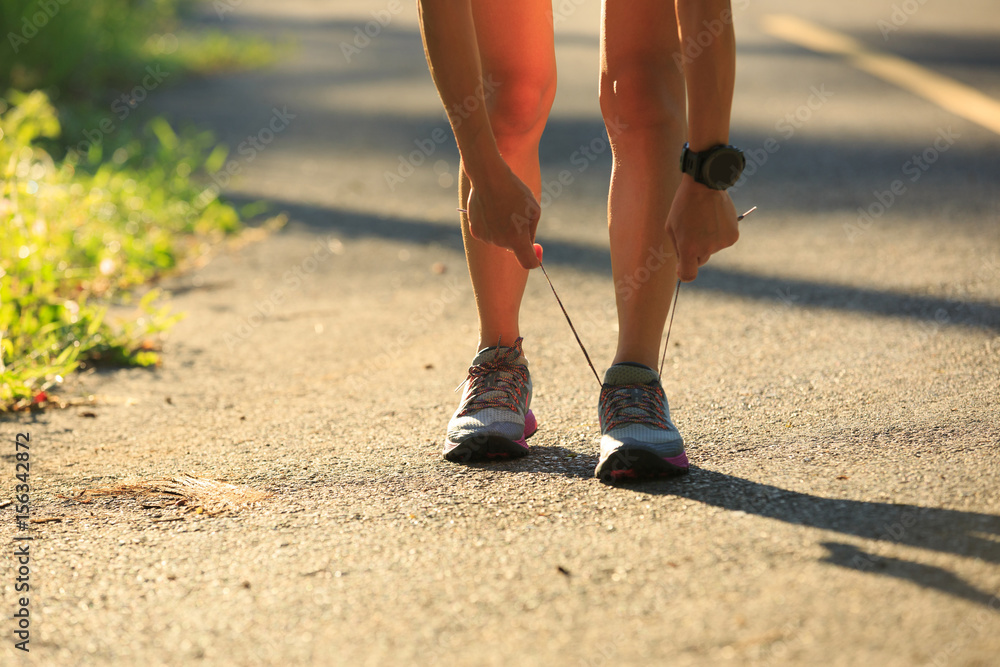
[595,446,689,483]
[443,410,537,463]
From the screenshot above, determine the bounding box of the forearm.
[417,1,504,182]
[675,0,736,151]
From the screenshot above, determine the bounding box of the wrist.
[680,173,727,193]
[464,154,507,185]
[686,135,729,153]
[459,127,506,183]
[680,143,744,190]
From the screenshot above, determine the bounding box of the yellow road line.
[761,14,1000,137]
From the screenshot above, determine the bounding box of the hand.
[466,164,541,270]
[666,175,739,282]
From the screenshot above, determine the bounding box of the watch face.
[704,150,745,188]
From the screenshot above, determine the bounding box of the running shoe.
[444,337,537,462]
[595,362,688,482]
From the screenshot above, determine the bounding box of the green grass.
[1,0,277,99]
[0,90,248,411]
[0,2,283,411]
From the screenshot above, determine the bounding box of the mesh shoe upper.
[598,363,684,459]
[446,337,532,444]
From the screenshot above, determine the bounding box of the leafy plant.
[0,90,244,411]
[0,1,282,411]
[0,0,276,99]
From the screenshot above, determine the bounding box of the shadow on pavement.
[455,455,1000,606]
[461,445,598,479]
[158,9,1000,221]
[230,195,1000,334]
[820,542,1000,609]
[626,467,1000,607]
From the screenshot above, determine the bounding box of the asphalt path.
[2,0,999,665]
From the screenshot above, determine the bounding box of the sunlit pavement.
[10,1,1000,664]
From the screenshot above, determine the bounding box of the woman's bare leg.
[600,0,687,369]
[461,0,556,350]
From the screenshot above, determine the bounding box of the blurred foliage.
[0,0,276,411]
[0,0,276,100]
[0,90,245,411]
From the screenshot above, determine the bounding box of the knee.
[599,63,684,136]
[487,71,556,142]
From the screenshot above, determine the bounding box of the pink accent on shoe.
[664,452,689,469]
[607,450,688,480]
[444,410,537,460]
[515,409,538,447]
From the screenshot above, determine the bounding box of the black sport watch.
[680,143,745,190]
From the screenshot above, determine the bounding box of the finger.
[468,219,489,244]
[668,227,697,281]
[512,237,540,270]
[511,205,540,242]
[465,194,486,243]
[524,197,542,223]
[667,225,681,259]
[677,250,699,282]
[534,243,543,263]
[466,210,492,245]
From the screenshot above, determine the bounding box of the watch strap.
[680,143,744,190]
